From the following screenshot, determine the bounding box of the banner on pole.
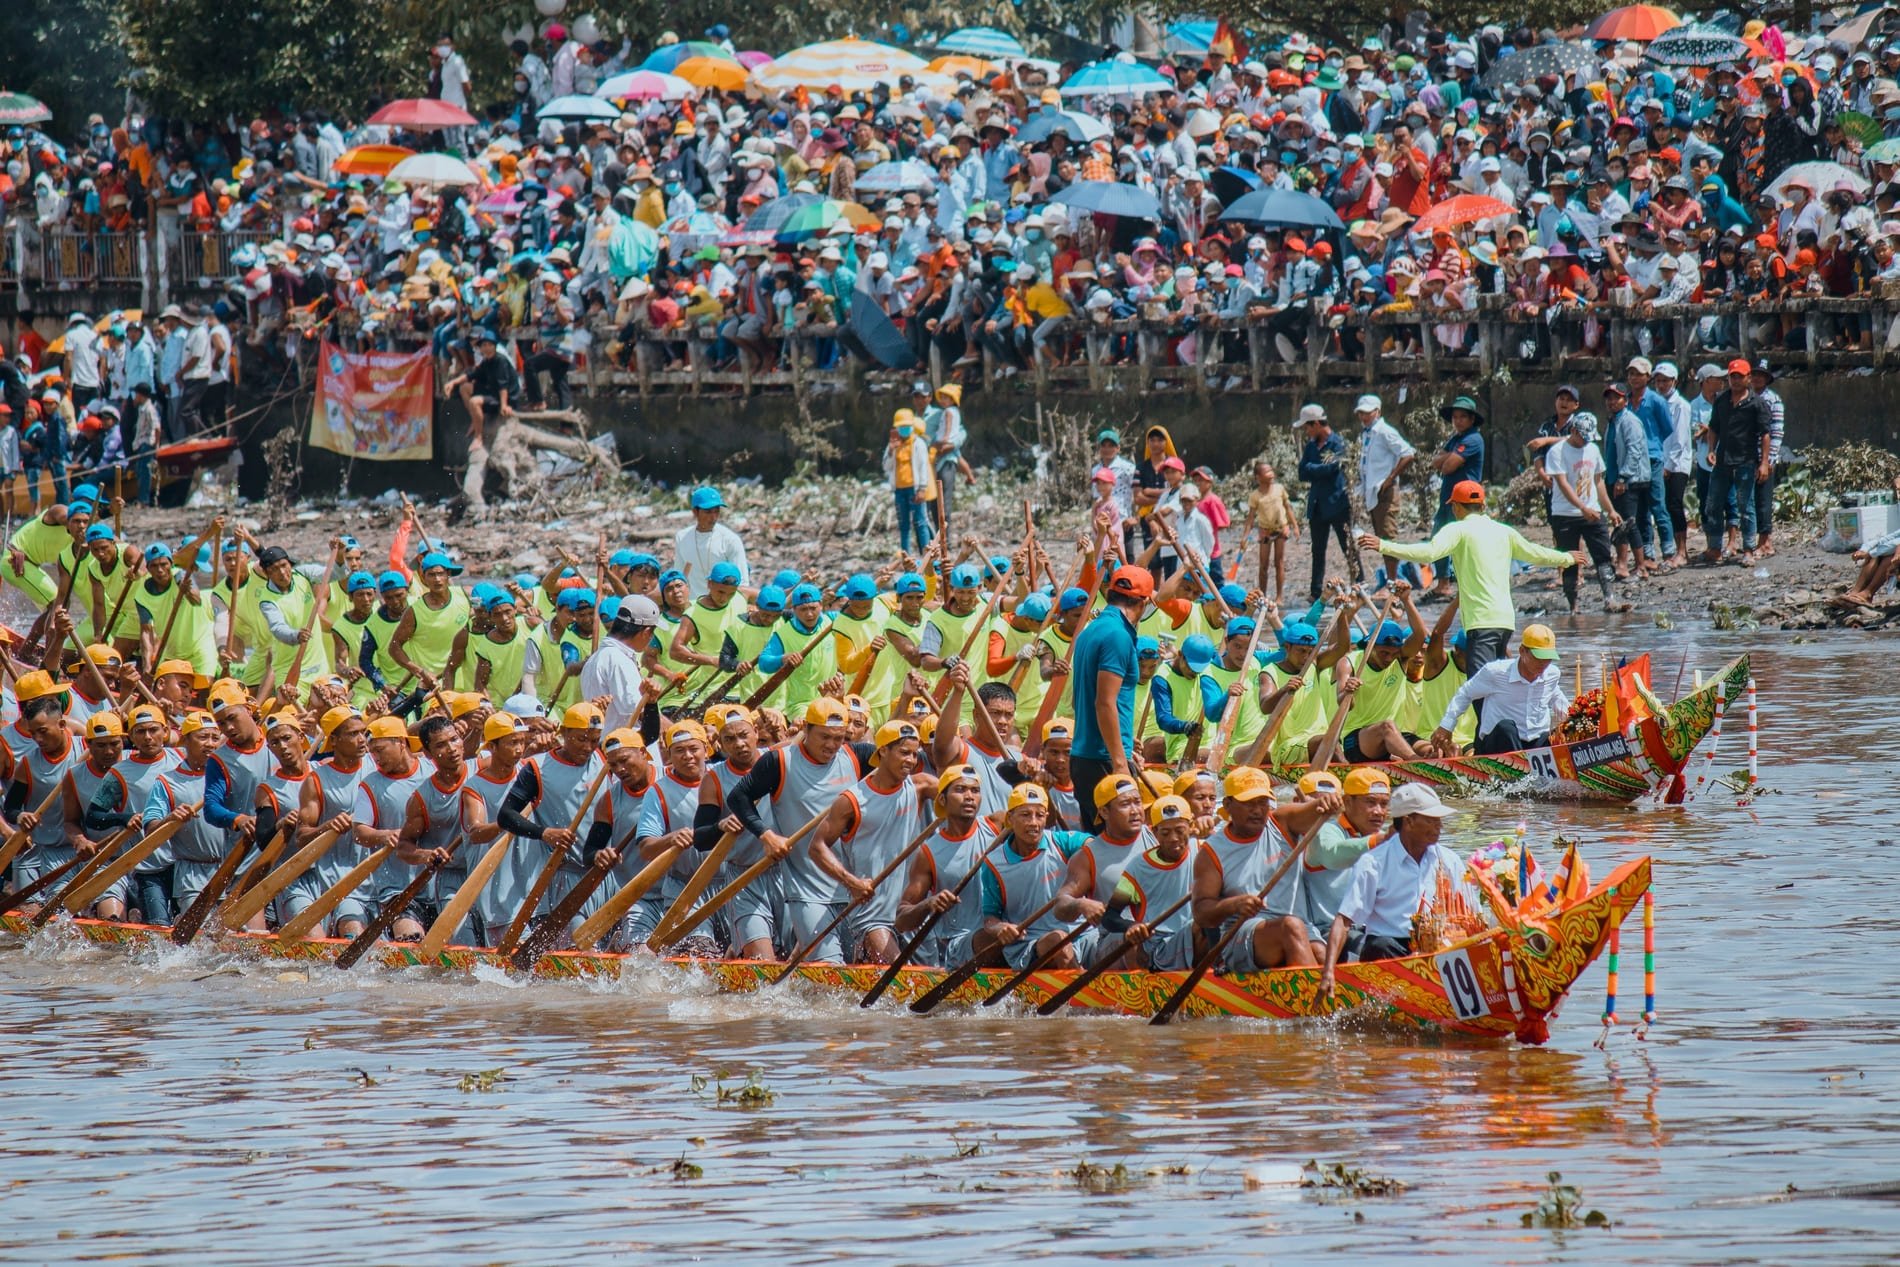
[308,341,434,461]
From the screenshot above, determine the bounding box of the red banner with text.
[308,341,434,461]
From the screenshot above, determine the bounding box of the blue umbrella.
[1163,20,1217,56]
[1059,58,1172,98]
[1049,180,1162,220]
[935,26,1026,59]
[1218,188,1343,231]
[1208,165,1261,207]
[1015,108,1110,144]
[856,159,939,193]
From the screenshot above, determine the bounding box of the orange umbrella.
[1582,5,1682,41]
[1412,194,1517,233]
[838,201,881,230]
[675,57,748,90]
[928,54,998,77]
[335,144,417,177]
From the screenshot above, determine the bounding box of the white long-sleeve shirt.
[671,523,750,599]
[579,635,644,734]
[1440,656,1569,742]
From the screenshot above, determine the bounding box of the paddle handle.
[770,819,937,984]
[742,622,835,711]
[512,820,651,968]
[648,827,739,947]
[568,834,698,952]
[912,887,1065,1015]
[417,832,513,959]
[219,826,342,931]
[0,852,83,918]
[334,853,450,970]
[31,823,139,929]
[494,765,611,954]
[60,802,201,913]
[170,824,273,945]
[862,827,1009,1009]
[0,783,69,877]
[649,810,824,953]
[276,844,393,943]
[1036,890,1195,1015]
[1203,600,1272,773]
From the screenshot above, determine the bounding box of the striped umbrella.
[740,192,824,236]
[334,144,416,177]
[0,91,51,125]
[1582,5,1682,42]
[1059,58,1172,98]
[675,58,749,91]
[596,70,694,101]
[750,38,931,93]
[935,26,1025,59]
[736,51,774,69]
[639,42,736,73]
[773,199,879,243]
[928,54,998,78]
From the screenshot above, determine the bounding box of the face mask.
[665,182,680,195]
[896,425,915,438]
[515,79,528,93]
[1026,229,1042,241]
[436,44,452,57]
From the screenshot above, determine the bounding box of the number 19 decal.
[1435,948,1488,1020]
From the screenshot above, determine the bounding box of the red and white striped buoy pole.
[1745,676,1759,786]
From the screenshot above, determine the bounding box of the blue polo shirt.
[1438,428,1485,504]
[1071,603,1139,761]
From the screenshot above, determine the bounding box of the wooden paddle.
[1153,511,1236,624]
[1008,548,1087,694]
[61,612,123,713]
[0,853,84,918]
[566,832,711,953]
[58,804,204,914]
[170,824,271,945]
[1149,815,1331,1026]
[1034,892,1197,1015]
[29,823,138,929]
[332,852,451,970]
[493,764,611,955]
[741,621,837,711]
[909,889,1067,1015]
[647,827,739,948]
[768,820,938,986]
[275,844,394,943]
[645,811,824,953]
[149,571,194,671]
[676,663,747,719]
[1022,603,1094,761]
[225,813,299,905]
[417,833,514,959]
[1200,599,1271,774]
[0,783,68,878]
[218,826,343,932]
[510,821,646,970]
[859,827,1009,1009]
[276,559,336,698]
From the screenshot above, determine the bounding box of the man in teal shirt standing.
[1360,480,1582,675]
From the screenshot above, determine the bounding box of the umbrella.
[1411,194,1517,232]
[1582,5,1682,42]
[740,192,825,236]
[1218,188,1343,230]
[389,152,482,186]
[477,185,564,213]
[1049,180,1162,219]
[675,58,749,91]
[1208,165,1261,207]
[736,50,774,69]
[1642,25,1749,68]
[1838,111,1885,149]
[541,94,621,122]
[639,42,736,73]
[751,38,930,93]
[774,199,879,243]
[1865,138,1900,165]
[1059,58,1172,98]
[1163,20,1217,56]
[1480,41,1598,87]
[1014,108,1110,144]
[334,144,415,177]
[856,159,939,193]
[0,91,52,125]
[935,26,1025,59]
[929,54,999,78]
[596,70,694,101]
[368,98,477,129]
[1765,161,1870,199]
[843,294,920,369]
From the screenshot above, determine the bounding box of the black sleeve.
[847,742,877,772]
[640,700,661,747]
[496,764,546,839]
[86,778,131,833]
[581,817,615,864]
[692,801,726,851]
[254,801,280,848]
[3,778,26,818]
[724,748,783,838]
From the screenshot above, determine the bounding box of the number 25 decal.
[1435,948,1488,1021]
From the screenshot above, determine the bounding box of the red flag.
[1210,19,1248,64]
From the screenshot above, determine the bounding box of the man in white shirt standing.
[64,313,103,411]
[1653,361,1694,568]
[203,310,234,436]
[1432,623,1568,756]
[1542,413,1629,615]
[177,305,212,438]
[1354,394,1415,585]
[672,486,750,599]
[580,594,660,734]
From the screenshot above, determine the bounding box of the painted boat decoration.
[1,852,1649,1045]
[1271,655,1750,803]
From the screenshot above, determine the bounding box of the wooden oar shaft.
[742,622,836,711]
[333,853,449,970]
[60,803,201,913]
[417,832,513,959]
[169,825,269,945]
[511,821,648,970]
[1035,891,1195,1015]
[218,826,342,931]
[0,852,83,917]
[931,574,1009,706]
[1202,600,1271,773]
[227,815,298,904]
[860,826,1008,1009]
[275,844,393,943]
[769,820,937,985]
[911,889,1066,1015]
[648,826,738,947]
[648,811,824,953]
[494,765,611,954]
[567,835,697,952]
[0,783,68,877]
[30,823,138,929]
[1236,591,1364,771]
[1008,549,1087,693]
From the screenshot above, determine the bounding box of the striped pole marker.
[1745,676,1759,787]
[1640,891,1657,1032]
[1688,683,1728,802]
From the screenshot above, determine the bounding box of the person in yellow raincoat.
[883,409,937,554]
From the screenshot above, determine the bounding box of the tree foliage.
[1149,0,1604,52]
[0,0,128,136]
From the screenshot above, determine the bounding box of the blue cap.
[558,567,578,579]
[346,570,377,594]
[482,589,516,612]
[512,572,538,589]
[598,595,623,623]
[708,561,742,586]
[470,581,504,607]
[1374,619,1409,647]
[624,552,660,572]
[557,586,598,611]
[1180,633,1217,673]
[1450,630,1468,653]
[85,523,116,543]
[755,585,787,613]
[68,500,96,519]
[689,486,725,510]
[419,551,464,575]
[143,542,173,561]
[658,568,686,591]
[1218,582,1247,609]
[1281,620,1319,647]
[986,555,1012,578]
[422,537,449,554]
[949,564,982,589]
[223,538,248,555]
[193,547,212,571]
[789,583,822,607]
[72,483,102,504]
[337,534,360,551]
[378,570,410,591]
[893,571,927,596]
[1224,616,1256,639]
[609,548,640,567]
[771,568,802,590]
[1136,635,1161,660]
[1015,593,1051,622]
[840,573,878,601]
[1058,586,1090,613]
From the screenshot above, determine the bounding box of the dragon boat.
[2,842,1647,1045]
[1270,654,1750,803]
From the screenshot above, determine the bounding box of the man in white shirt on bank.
[672,485,750,599]
[1355,393,1415,584]
[1431,623,1569,756]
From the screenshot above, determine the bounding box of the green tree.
[0,0,128,141]
[1149,0,1603,52]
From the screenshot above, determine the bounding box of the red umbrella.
[1412,194,1517,233]
[367,98,477,129]
[1582,5,1683,42]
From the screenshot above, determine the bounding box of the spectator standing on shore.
[64,314,103,411]
[1624,357,1677,567]
[1700,359,1772,565]
[883,410,937,554]
[1654,363,1693,568]
[1749,361,1785,557]
[1425,396,1484,600]
[1541,413,1630,614]
[1189,465,1231,585]
[1245,461,1295,601]
[1354,393,1415,587]
[1297,403,1357,600]
[1602,381,1653,578]
[1094,428,1137,556]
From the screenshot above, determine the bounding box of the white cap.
[1478,156,1501,173]
[867,251,889,270]
[1296,403,1327,424]
[501,693,547,719]
[1387,782,1455,818]
[1354,393,1382,414]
